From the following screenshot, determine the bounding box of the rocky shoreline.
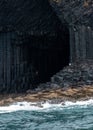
[0,60,93,106]
[0,85,93,106]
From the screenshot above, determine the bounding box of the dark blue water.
[0,100,93,130]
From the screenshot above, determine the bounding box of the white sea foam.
[0,99,93,113]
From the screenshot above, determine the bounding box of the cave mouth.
[28,28,70,85]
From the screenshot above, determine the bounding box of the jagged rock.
[0,0,93,94]
[51,60,93,88]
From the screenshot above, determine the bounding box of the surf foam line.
[0,99,93,113]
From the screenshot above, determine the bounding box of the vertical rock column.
[0,33,4,88]
[6,32,11,89]
[74,27,80,60]
[0,32,13,91]
[69,25,90,62]
[69,26,75,62]
[86,27,93,59]
[80,25,86,60]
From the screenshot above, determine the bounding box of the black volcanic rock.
[50,0,93,28]
[1,0,93,94]
[0,0,69,94]
[51,60,93,88]
[0,0,62,34]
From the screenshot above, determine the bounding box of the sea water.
[0,99,93,130]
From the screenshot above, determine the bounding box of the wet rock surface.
[0,85,93,106]
[1,60,93,106]
[31,60,93,93]
[51,60,93,88]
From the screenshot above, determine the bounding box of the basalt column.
[0,32,16,92]
[69,25,93,62]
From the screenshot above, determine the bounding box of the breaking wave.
[0,99,93,114]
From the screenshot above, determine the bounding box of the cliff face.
[49,0,93,28]
[0,0,70,93]
[49,0,93,62]
[0,0,62,34]
[0,0,93,93]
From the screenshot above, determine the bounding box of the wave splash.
[0,99,93,113]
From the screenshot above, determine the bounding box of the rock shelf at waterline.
[0,85,93,106]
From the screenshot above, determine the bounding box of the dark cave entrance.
[28,28,70,84]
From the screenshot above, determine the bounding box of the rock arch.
[49,0,93,62]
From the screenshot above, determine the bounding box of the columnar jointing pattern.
[50,0,93,62]
[70,26,93,62]
[0,31,70,93]
[0,0,70,93]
